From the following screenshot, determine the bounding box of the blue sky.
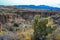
[0,0,60,8]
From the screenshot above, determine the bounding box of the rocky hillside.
[0,6,60,24]
[0,6,60,40]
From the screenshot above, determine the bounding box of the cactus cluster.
[33,15,57,40]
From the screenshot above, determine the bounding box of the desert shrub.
[13,23,19,27]
[33,15,57,40]
[16,29,19,31]
[9,27,14,31]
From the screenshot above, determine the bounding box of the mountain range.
[15,5,60,10]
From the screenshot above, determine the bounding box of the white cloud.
[0,0,60,7]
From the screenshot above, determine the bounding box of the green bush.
[33,15,57,40]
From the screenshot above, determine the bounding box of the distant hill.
[15,5,60,10]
